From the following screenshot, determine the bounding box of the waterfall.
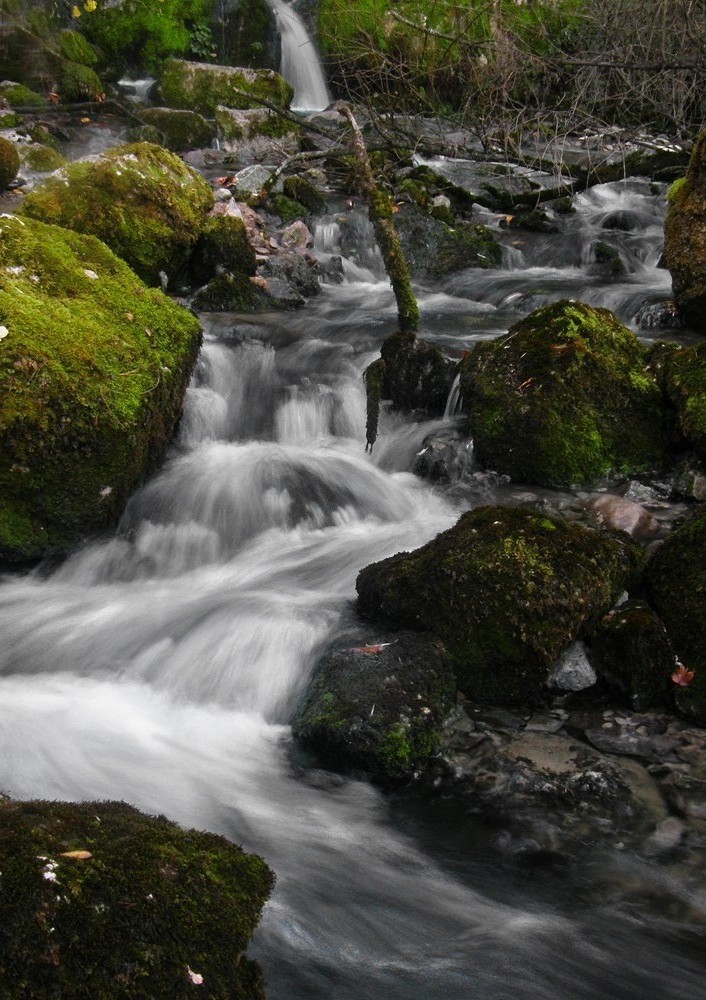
[268,0,331,112]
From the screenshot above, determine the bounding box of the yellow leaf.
[71,5,81,16]
[84,0,97,10]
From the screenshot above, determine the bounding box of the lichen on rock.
[21,142,214,286]
[0,213,202,562]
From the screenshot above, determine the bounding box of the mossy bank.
[0,214,202,563]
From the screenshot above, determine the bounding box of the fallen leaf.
[187,966,204,985]
[60,850,93,860]
[346,643,392,655]
[671,662,695,687]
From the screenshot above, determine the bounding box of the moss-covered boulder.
[58,60,104,102]
[293,632,456,782]
[395,205,501,279]
[189,215,256,287]
[0,136,20,189]
[0,799,273,998]
[138,106,216,152]
[282,175,326,215]
[191,272,269,312]
[460,300,670,488]
[356,505,642,706]
[649,340,706,463]
[0,25,103,104]
[0,214,202,562]
[215,105,300,145]
[159,59,293,115]
[590,599,674,710]
[642,504,706,723]
[19,143,66,173]
[0,80,48,108]
[21,142,214,285]
[664,131,706,329]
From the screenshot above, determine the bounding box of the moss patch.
[159,58,293,115]
[0,81,49,108]
[293,632,456,782]
[664,129,706,329]
[189,215,256,286]
[0,799,273,998]
[0,213,202,562]
[138,106,216,152]
[0,136,20,189]
[21,142,214,285]
[650,340,706,463]
[20,143,67,173]
[356,505,642,706]
[460,300,670,487]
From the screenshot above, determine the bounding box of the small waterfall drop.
[269,0,331,112]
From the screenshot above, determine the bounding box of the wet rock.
[590,600,674,710]
[395,204,501,279]
[645,816,687,854]
[280,220,314,251]
[414,427,473,482]
[292,632,456,782]
[259,252,320,299]
[634,298,684,330]
[584,493,662,539]
[547,641,597,692]
[664,130,706,329]
[188,215,256,287]
[356,504,642,706]
[649,340,706,465]
[460,300,670,488]
[671,460,706,502]
[377,331,456,416]
[585,723,655,759]
[215,106,300,165]
[643,504,706,724]
[233,163,277,197]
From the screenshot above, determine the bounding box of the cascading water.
[268,0,331,112]
[1,187,705,997]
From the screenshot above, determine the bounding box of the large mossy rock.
[0,25,103,103]
[664,130,706,330]
[0,799,273,998]
[293,632,456,782]
[0,214,202,563]
[649,340,706,463]
[642,504,706,724]
[159,59,293,115]
[137,107,217,152]
[460,300,670,487]
[356,505,642,706]
[21,142,214,286]
[0,136,20,189]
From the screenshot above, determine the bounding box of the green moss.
[364,356,386,450]
[650,340,706,462]
[189,215,256,286]
[667,176,686,205]
[0,799,273,998]
[57,28,99,67]
[0,111,22,128]
[20,144,66,172]
[643,503,706,723]
[21,142,214,285]
[0,81,48,107]
[159,58,293,115]
[58,60,104,102]
[282,176,325,214]
[0,136,20,189]
[191,272,267,312]
[293,632,456,782]
[267,193,306,223]
[138,107,216,152]
[460,300,670,487]
[0,213,202,561]
[357,504,642,705]
[664,130,706,328]
[590,599,674,709]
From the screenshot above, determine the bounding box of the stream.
[1,154,706,996]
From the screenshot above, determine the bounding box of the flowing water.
[1,174,705,996]
[268,0,331,112]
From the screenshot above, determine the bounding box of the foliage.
[80,0,214,73]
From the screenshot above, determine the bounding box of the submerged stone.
[20,142,213,286]
[356,505,642,706]
[0,799,273,998]
[460,300,670,488]
[0,214,202,562]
